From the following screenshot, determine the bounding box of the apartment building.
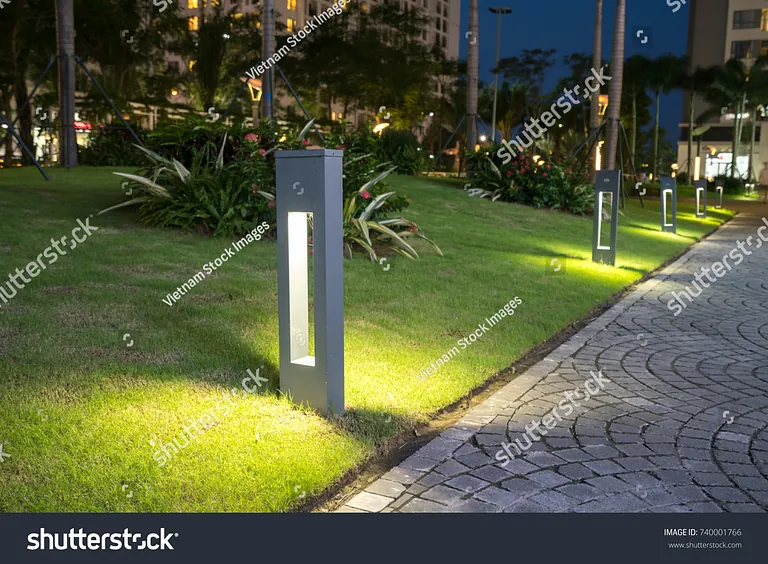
[680,0,768,179]
[177,0,461,126]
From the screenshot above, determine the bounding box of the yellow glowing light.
[671,163,678,170]
[170,88,179,97]
[532,155,541,163]
[595,141,604,171]
[373,123,390,134]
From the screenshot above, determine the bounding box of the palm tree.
[605,0,625,170]
[647,54,686,179]
[466,0,479,149]
[679,65,717,181]
[701,57,768,179]
[589,0,603,180]
[622,55,651,166]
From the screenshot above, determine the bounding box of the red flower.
[543,172,548,177]
[361,189,371,199]
[337,145,345,150]
[244,133,258,142]
[302,139,310,146]
[546,164,551,169]
[309,250,314,255]
[506,170,512,177]
[259,149,267,156]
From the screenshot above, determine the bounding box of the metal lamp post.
[489,6,512,143]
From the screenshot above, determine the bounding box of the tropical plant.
[465,147,593,214]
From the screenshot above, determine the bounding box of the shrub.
[464,145,593,214]
[378,129,423,175]
[103,119,441,261]
[80,125,148,167]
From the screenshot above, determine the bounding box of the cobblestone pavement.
[339,210,768,513]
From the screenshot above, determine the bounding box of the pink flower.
[361,189,371,199]
[244,133,258,142]
[506,170,512,177]
[259,149,267,156]
[543,172,548,177]
[302,139,310,146]
[309,249,314,255]
[546,164,551,169]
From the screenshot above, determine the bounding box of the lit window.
[287,0,296,10]
[188,16,199,30]
[762,9,768,31]
[331,111,336,120]
[287,18,296,31]
[188,0,198,8]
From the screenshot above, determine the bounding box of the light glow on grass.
[0,168,734,512]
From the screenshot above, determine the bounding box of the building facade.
[680,0,768,180]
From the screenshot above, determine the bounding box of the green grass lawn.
[0,167,733,512]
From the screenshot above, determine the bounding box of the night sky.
[458,0,690,142]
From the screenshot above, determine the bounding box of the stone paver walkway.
[340,208,768,513]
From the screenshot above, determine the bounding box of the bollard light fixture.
[275,149,345,416]
[592,170,620,265]
[695,178,707,218]
[660,176,677,233]
[715,179,724,209]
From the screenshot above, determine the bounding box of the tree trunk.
[11,0,35,166]
[749,109,757,182]
[631,95,637,164]
[261,0,275,122]
[55,0,78,168]
[466,0,479,151]
[687,92,694,181]
[589,0,603,182]
[732,95,743,179]
[605,0,626,170]
[652,90,660,179]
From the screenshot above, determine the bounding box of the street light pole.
[489,7,511,144]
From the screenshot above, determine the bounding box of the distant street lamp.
[489,6,512,144]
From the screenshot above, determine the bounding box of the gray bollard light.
[275,149,344,416]
[660,176,677,233]
[715,179,724,209]
[695,178,707,218]
[592,170,620,266]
